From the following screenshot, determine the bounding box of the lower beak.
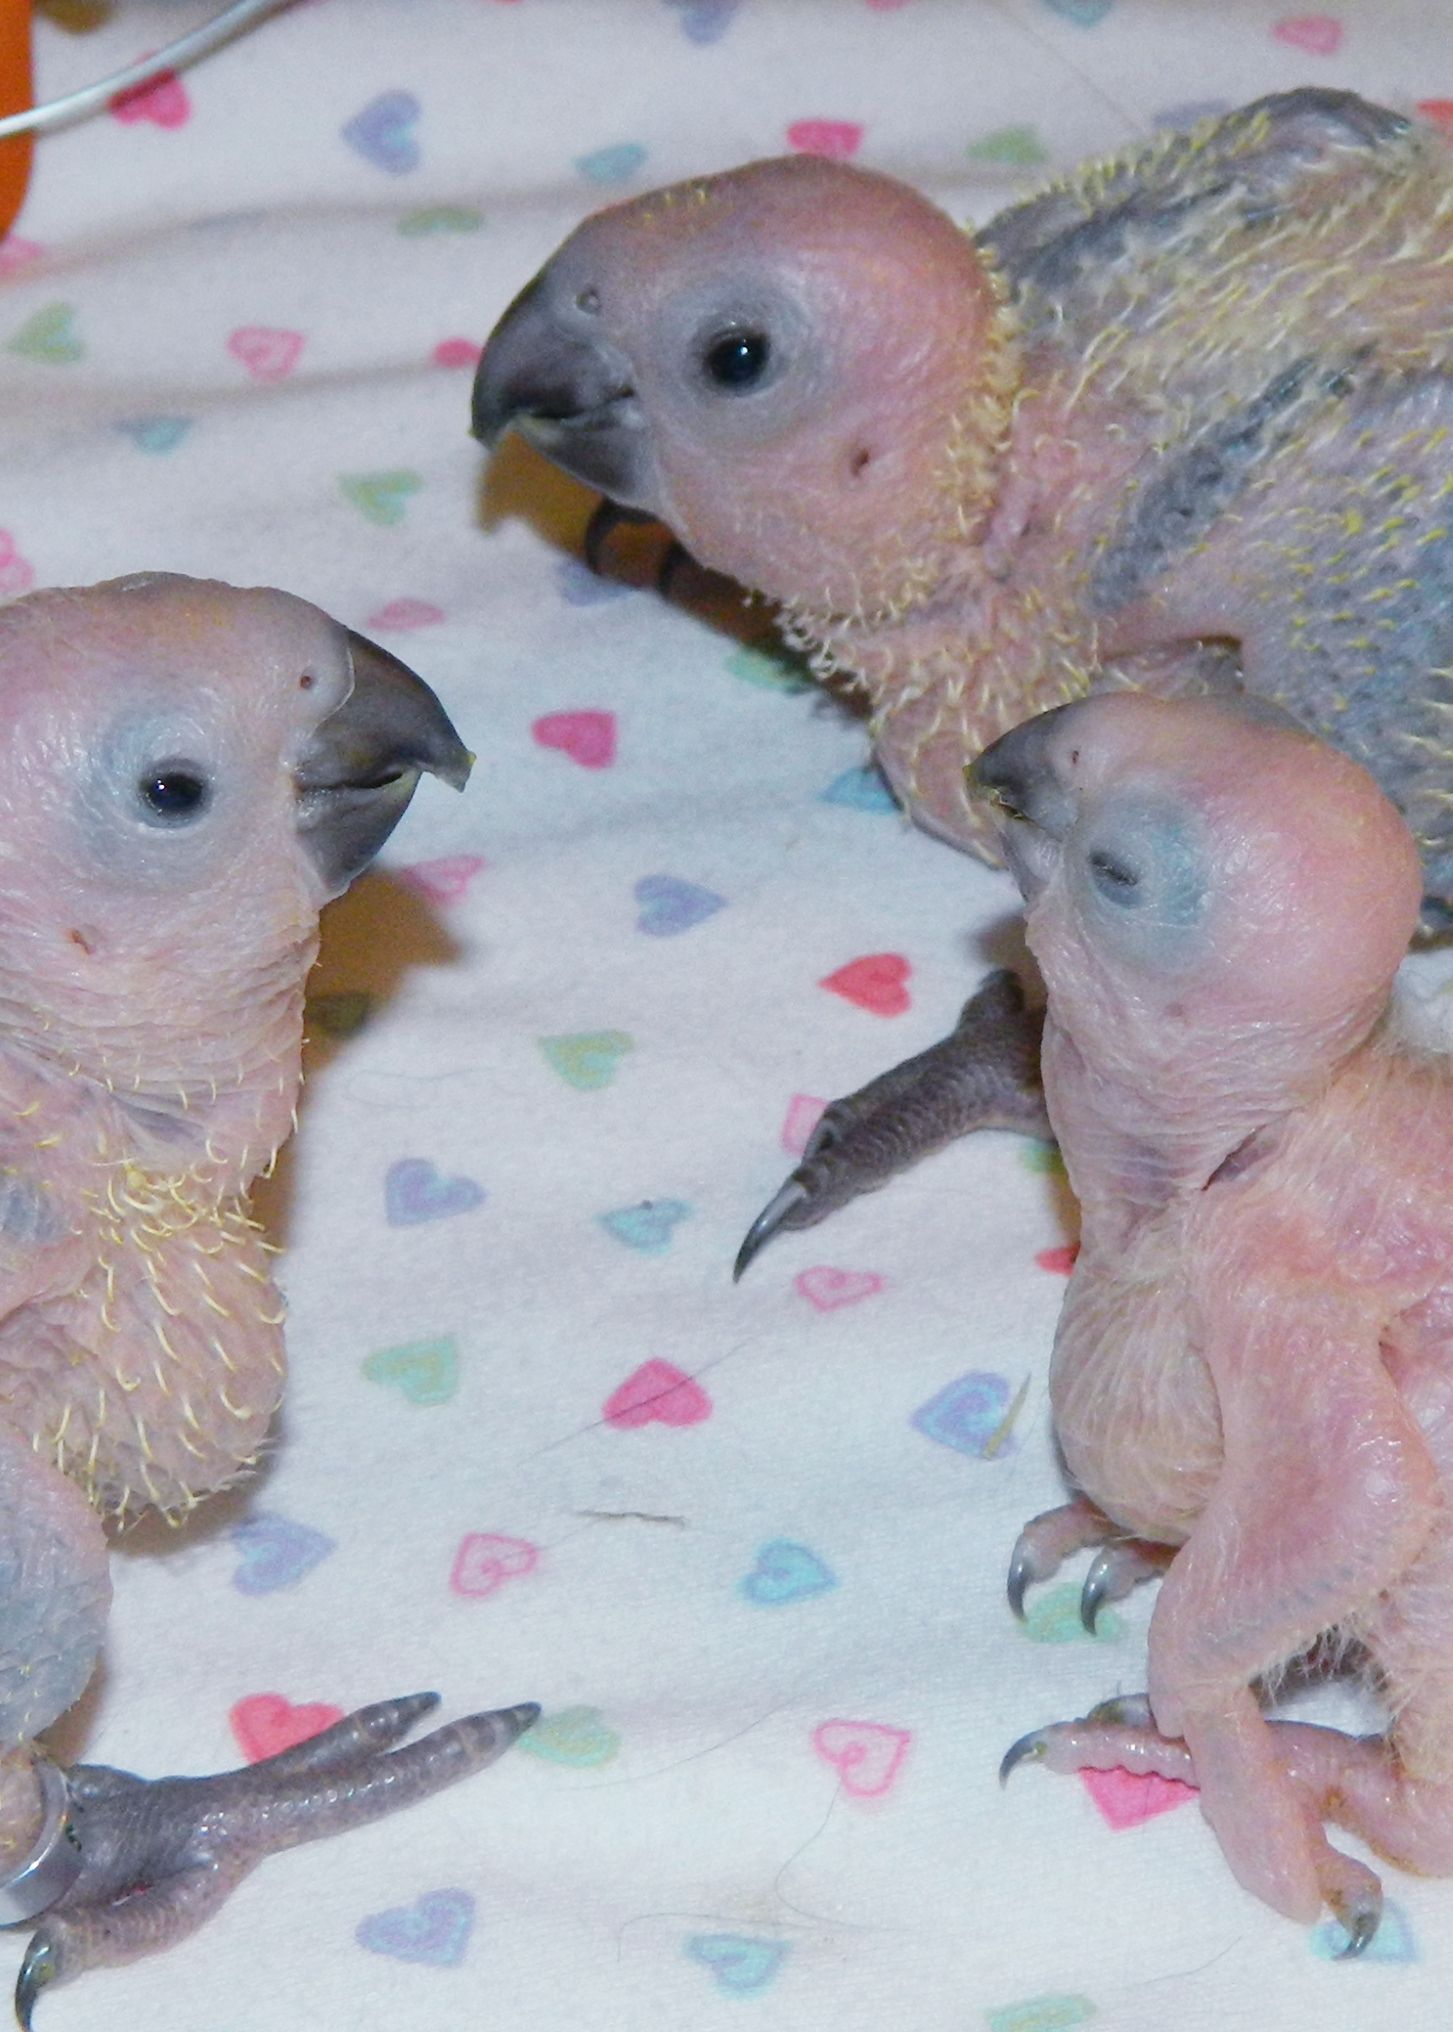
[296,632,472,894]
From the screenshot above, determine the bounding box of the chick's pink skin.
[488,154,1139,829]
[0,575,359,1499]
[505,154,1026,669]
[1021,695,1422,1235]
[493,103,1453,892]
[0,576,365,1856]
[0,585,538,2011]
[564,157,1012,623]
[998,693,1453,1926]
[0,575,338,1125]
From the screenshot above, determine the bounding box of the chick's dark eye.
[1088,847,1140,903]
[703,329,771,390]
[139,767,211,825]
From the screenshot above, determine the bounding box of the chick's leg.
[734,969,1048,1277]
[0,1408,537,2024]
[0,1427,108,1993]
[1005,1292,1442,1944]
[17,1693,538,2024]
[1146,1299,1438,1938]
[999,1703,1387,1951]
[1252,1459,1453,1902]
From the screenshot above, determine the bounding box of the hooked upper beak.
[967,706,1078,838]
[296,631,473,895]
[967,706,1080,903]
[471,272,651,505]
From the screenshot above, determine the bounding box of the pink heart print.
[787,120,865,160]
[434,337,484,369]
[227,327,305,384]
[367,598,445,631]
[0,238,41,278]
[110,65,190,128]
[398,856,485,906]
[450,1533,540,1599]
[795,1266,885,1311]
[1079,1766,1197,1830]
[782,1094,826,1155]
[1271,14,1342,54]
[820,953,911,1016]
[532,710,617,769]
[0,533,35,598]
[812,1719,912,1797]
[603,1359,712,1429]
[230,1692,345,1763]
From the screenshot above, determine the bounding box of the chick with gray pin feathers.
[473,87,1453,1270]
[973,688,1453,1954]
[0,574,535,2025]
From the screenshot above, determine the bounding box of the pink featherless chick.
[0,574,535,2025]
[473,88,1453,1274]
[969,688,1453,1951]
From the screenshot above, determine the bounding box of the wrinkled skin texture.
[0,574,530,2020]
[976,690,1453,1945]
[475,89,1453,919]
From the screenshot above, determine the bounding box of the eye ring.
[137,764,213,827]
[701,327,771,391]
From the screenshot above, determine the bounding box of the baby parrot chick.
[474,87,1453,1262]
[976,689,1453,1950]
[0,574,534,2023]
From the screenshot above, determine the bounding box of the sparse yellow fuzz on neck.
[5,1152,289,1523]
[780,256,1023,661]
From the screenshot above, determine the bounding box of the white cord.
[0,0,288,141]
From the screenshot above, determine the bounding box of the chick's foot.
[14,1692,537,2025]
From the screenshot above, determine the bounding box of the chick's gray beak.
[967,705,1078,840]
[296,632,472,895]
[471,271,651,505]
[968,705,1083,904]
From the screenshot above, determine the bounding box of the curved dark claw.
[582,500,692,599]
[583,497,658,576]
[657,537,691,599]
[1006,1549,1035,1622]
[1335,1913,1380,1960]
[14,1938,55,2032]
[1080,1542,1169,1632]
[1080,1550,1118,1633]
[998,1729,1050,1787]
[733,1180,812,1282]
[1332,1883,1383,1959]
[12,1950,49,2032]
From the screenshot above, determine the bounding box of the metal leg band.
[0,1764,81,1926]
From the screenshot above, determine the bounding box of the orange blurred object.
[0,3,32,241]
